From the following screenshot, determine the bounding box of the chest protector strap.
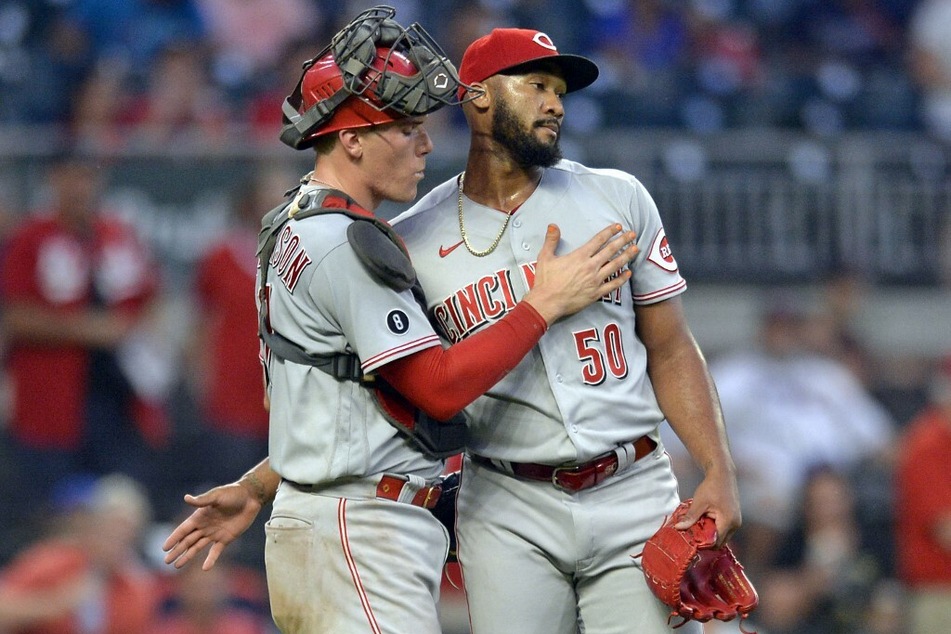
[256,185,467,458]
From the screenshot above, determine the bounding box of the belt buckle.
[552,454,619,492]
[551,465,592,492]
[419,485,442,508]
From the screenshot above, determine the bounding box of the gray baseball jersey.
[393,159,687,464]
[393,160,696,633]
[261,184,445,486]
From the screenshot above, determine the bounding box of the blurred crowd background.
[0,0,950,633]
[0,0,949,139]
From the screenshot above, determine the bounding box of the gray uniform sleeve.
[628,179,687,304]
[310,237,441,373]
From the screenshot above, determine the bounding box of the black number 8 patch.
[386,309,410,334]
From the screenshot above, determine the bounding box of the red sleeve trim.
[362,334,442,372]
[633,279,687,304]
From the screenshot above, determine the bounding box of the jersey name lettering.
[269,225,312,292]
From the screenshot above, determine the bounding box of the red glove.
[635,499,759,631]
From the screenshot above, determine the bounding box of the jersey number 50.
[573,323,629,385]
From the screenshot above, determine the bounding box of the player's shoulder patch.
[646,228,678,272]
[385,309,411,335]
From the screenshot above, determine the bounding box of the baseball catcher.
[635,499,759,631]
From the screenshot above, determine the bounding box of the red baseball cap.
[459,28,599,96]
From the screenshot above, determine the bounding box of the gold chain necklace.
[457,171,512,257]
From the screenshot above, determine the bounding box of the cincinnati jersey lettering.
[433,262,626,343]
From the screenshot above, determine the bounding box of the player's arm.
[634,296,741,547]
[1,301,136,348]
[379,223,637,420]
[163,458,278,570]
[163,224,637,570]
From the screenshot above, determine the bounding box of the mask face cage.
[280,5,471,150]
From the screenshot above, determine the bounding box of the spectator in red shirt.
[0,473,160,633]
[895,353,951,634]
[0,152,163,509]
[189,165,294,483]
[149,554,272,634]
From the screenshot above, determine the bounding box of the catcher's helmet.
[280,5,467,150]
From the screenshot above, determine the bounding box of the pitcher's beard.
[491,98,562,168]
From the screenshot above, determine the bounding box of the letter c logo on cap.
[532,32,557,51]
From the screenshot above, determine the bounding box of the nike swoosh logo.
[439,240,465,258]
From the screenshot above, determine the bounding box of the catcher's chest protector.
[256,186,467,458]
